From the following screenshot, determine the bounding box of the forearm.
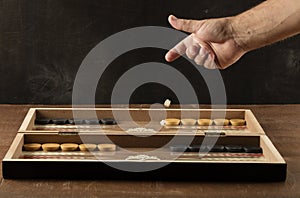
[231,0,300,52]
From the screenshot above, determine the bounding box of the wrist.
[229,15,252,53]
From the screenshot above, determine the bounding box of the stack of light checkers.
[170,145,262,153]
[35,118,117,125]
[164,118,246,126]
[23,143,117,152]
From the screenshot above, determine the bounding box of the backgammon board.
[2,107,286,181]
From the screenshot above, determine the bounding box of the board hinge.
[58,131,79,136]
[204,130,226,136]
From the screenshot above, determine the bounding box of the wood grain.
[0,104,299,197]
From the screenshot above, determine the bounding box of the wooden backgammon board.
[2,108,286,181]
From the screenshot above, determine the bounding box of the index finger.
[165,35,194,62]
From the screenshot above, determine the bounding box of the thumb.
[168,15,201,33]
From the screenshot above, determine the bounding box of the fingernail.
[165,53,170,61]
[171,15,177,20]
[169,15,177,22]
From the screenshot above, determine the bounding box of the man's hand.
[165,15,246,69]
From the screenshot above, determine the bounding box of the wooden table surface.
[0,104,299,198]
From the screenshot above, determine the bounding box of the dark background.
[0,0,299,104]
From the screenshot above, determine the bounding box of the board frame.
[2,108,287,181]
